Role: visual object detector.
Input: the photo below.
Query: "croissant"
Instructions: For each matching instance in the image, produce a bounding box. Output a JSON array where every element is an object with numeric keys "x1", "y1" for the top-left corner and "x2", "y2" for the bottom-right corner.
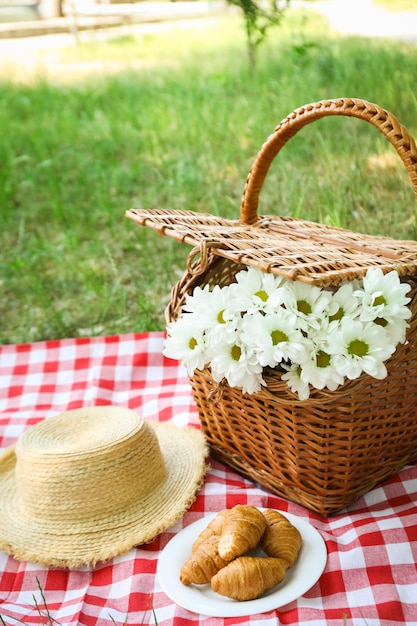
[
  {"x1": 218, "y1": 504, "x2": 267, "y2": 561},
  {"x1": 261, "y1": 509, "x2": 302, "y2": 568},
  {"x1": 211, "y1": 556, "x2": 287, "y2": 601},
  {"x1": 192, "y1": 509, "x2": 228, "y2": 552},
  {"x1": 179, "y1": 535, "x2": 230, "y2": 585}
]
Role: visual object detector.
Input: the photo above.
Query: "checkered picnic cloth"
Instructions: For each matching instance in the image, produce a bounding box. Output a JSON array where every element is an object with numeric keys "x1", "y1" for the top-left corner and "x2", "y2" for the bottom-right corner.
[{"x1": 0, "y1": 332, "x2": 416, "y2": 626}]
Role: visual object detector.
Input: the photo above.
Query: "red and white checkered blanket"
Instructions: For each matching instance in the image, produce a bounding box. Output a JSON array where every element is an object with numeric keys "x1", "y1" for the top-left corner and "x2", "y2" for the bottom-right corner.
[{"x1": 0, "y1": 332, "x2": 416, "y2": 625}]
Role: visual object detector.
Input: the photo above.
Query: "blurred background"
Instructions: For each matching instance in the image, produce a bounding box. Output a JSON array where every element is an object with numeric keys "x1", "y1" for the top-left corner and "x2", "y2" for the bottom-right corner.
[{"x1": 1, "y1": 0, "x2": 416, "y2": 345}]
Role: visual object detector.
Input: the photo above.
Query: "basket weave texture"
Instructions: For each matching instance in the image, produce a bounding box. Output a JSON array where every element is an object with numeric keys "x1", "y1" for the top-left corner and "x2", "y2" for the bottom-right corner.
[{"x1": 127, "y1": 98, "x2": 417, "y2": 516}]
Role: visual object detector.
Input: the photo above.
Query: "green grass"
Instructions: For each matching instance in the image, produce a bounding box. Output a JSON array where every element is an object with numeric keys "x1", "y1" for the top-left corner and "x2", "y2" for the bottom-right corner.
[{"x1": 1, "y1": 8, "x2": 417, "y2": 344}]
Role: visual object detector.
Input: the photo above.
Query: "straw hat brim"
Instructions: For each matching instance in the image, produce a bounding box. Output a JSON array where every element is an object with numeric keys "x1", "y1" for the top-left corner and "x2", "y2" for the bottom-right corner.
[{"x1": 0, "y1": 422, "x2": 209, "y2": 568}]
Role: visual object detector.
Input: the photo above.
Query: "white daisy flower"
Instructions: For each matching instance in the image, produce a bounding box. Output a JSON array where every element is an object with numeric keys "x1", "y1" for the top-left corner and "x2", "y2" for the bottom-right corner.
[
  {"x1": 282, "y1": 281, "x2": 338, "y2": 332},
  {"x1": 354, "y1": 268, "x2": 412, "y2": 324},
  {"x1": 205, "y1": 315, "x2": 243, "y2": 347},
  {"x1": 163, "y1": 314, "x2": 208, "y2": 375},
  {"x1": 299, "y1": 340, "x2": 344, "y2": 391},
  {"x1": 328, "y1": 282, "x2": 362, "y2": 323},
  {"x1": 184, "y1": 284, "x2": 238, "y2": 329},
  {"x1": 182, "y1": 284, "x2": 212, "y2": 314},
  {"x1": 228, "y1": 266, "x2": 284, "y2": 314},
  {"x1": 209, "y1": 331, "x2": 265, "y2": 395},
  {"x1": 379, "y1": 317, "x2": 409, "y2": 345},
  {"x1": 329, "y1": 318, "x2": 396, "y2": 380},
  {"x1": 281, "y1": 364, "x2": 311, "y2": 401},
  {"x1": 240, "y1": 310, "x2": 305, "y2": 368}
]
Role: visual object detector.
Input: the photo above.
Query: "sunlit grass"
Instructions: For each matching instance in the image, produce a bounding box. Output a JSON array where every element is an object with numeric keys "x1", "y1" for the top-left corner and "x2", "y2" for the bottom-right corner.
[{"x1": 1, "y1": 8, "x2": 417, "y2": 344}]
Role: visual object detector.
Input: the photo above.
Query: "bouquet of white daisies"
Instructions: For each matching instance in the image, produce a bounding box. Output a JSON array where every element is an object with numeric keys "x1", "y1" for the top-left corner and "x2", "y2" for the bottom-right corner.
[{"x1": 163, "y1": 266, "x2": 412, "y2": 400}]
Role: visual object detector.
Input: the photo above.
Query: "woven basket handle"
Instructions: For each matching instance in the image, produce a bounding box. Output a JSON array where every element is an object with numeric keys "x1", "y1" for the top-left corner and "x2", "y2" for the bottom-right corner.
[{"x1": 240, "y1": 98, "x2": 417, "y2": 225}]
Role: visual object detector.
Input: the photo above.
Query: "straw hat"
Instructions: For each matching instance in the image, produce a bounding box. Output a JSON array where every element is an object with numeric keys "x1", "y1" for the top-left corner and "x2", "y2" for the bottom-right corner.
[{"x1": 0, "y1": 406, "x2": 209, "y2": 568}]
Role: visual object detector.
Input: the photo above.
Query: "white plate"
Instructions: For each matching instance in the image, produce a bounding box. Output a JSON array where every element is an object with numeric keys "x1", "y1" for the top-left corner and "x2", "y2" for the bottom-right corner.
[{"x1": 157, "y1": 509, "x2": 327, "y2": 617}]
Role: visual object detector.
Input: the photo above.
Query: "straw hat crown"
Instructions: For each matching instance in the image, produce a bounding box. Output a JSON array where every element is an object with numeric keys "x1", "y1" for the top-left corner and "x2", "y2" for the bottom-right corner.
[
  {"x1": 0, "y1": 406, "x2": 209, "y2": 567},
  {"x1": 15, "y1": 409, "x2": 165, "y2": 526}
]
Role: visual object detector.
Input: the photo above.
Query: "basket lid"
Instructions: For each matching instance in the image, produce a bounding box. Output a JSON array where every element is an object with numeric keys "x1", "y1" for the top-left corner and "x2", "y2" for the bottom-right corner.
[{"x1": 125, "y1": 208, "x2": 417, "y2": 287}]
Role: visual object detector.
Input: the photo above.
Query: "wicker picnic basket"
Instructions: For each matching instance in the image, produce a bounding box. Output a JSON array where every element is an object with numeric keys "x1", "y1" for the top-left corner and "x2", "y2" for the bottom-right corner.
[{"x1": 126, "y1": 98, "x2": 417, "y2": 516}]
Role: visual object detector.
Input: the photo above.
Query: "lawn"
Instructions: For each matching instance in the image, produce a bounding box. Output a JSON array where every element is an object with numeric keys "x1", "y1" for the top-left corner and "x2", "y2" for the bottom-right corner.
[{"x1": 1, "y1": 5, "x2": 417, "y2": 344}]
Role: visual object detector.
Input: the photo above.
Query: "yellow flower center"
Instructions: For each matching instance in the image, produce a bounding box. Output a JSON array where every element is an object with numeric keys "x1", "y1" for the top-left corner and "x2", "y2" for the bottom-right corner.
[
  {"x1": 271, "y1": 329, "x2": 288, "y2": 345},
  {"x1": 348, "y1": 339, "x2": 369, "y2": 357},
  {"x1": 329, "y1": 307, "x2": 344, "y2": 322},
  {"x1": 373, "y1": 295, "x2": 386, "y2": 306},
  {"x1": 297, "y1": 299, "x2": 312, "y2": 315},
  {"x1": 316, "y1": 350, "x2": 331, "y2": 368},
  {"x1": 217, "y1": 310, "x2": 226, "y2": 324},
  {"x1": 254, "y1": 290, "x2": 268, "y2": 302},
  {"x1": 231, "y1": 345, "x2": 242, "y2": 361},
  {"x1": 188, "y1": 337, "x2": 198, "y2": 350}
]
